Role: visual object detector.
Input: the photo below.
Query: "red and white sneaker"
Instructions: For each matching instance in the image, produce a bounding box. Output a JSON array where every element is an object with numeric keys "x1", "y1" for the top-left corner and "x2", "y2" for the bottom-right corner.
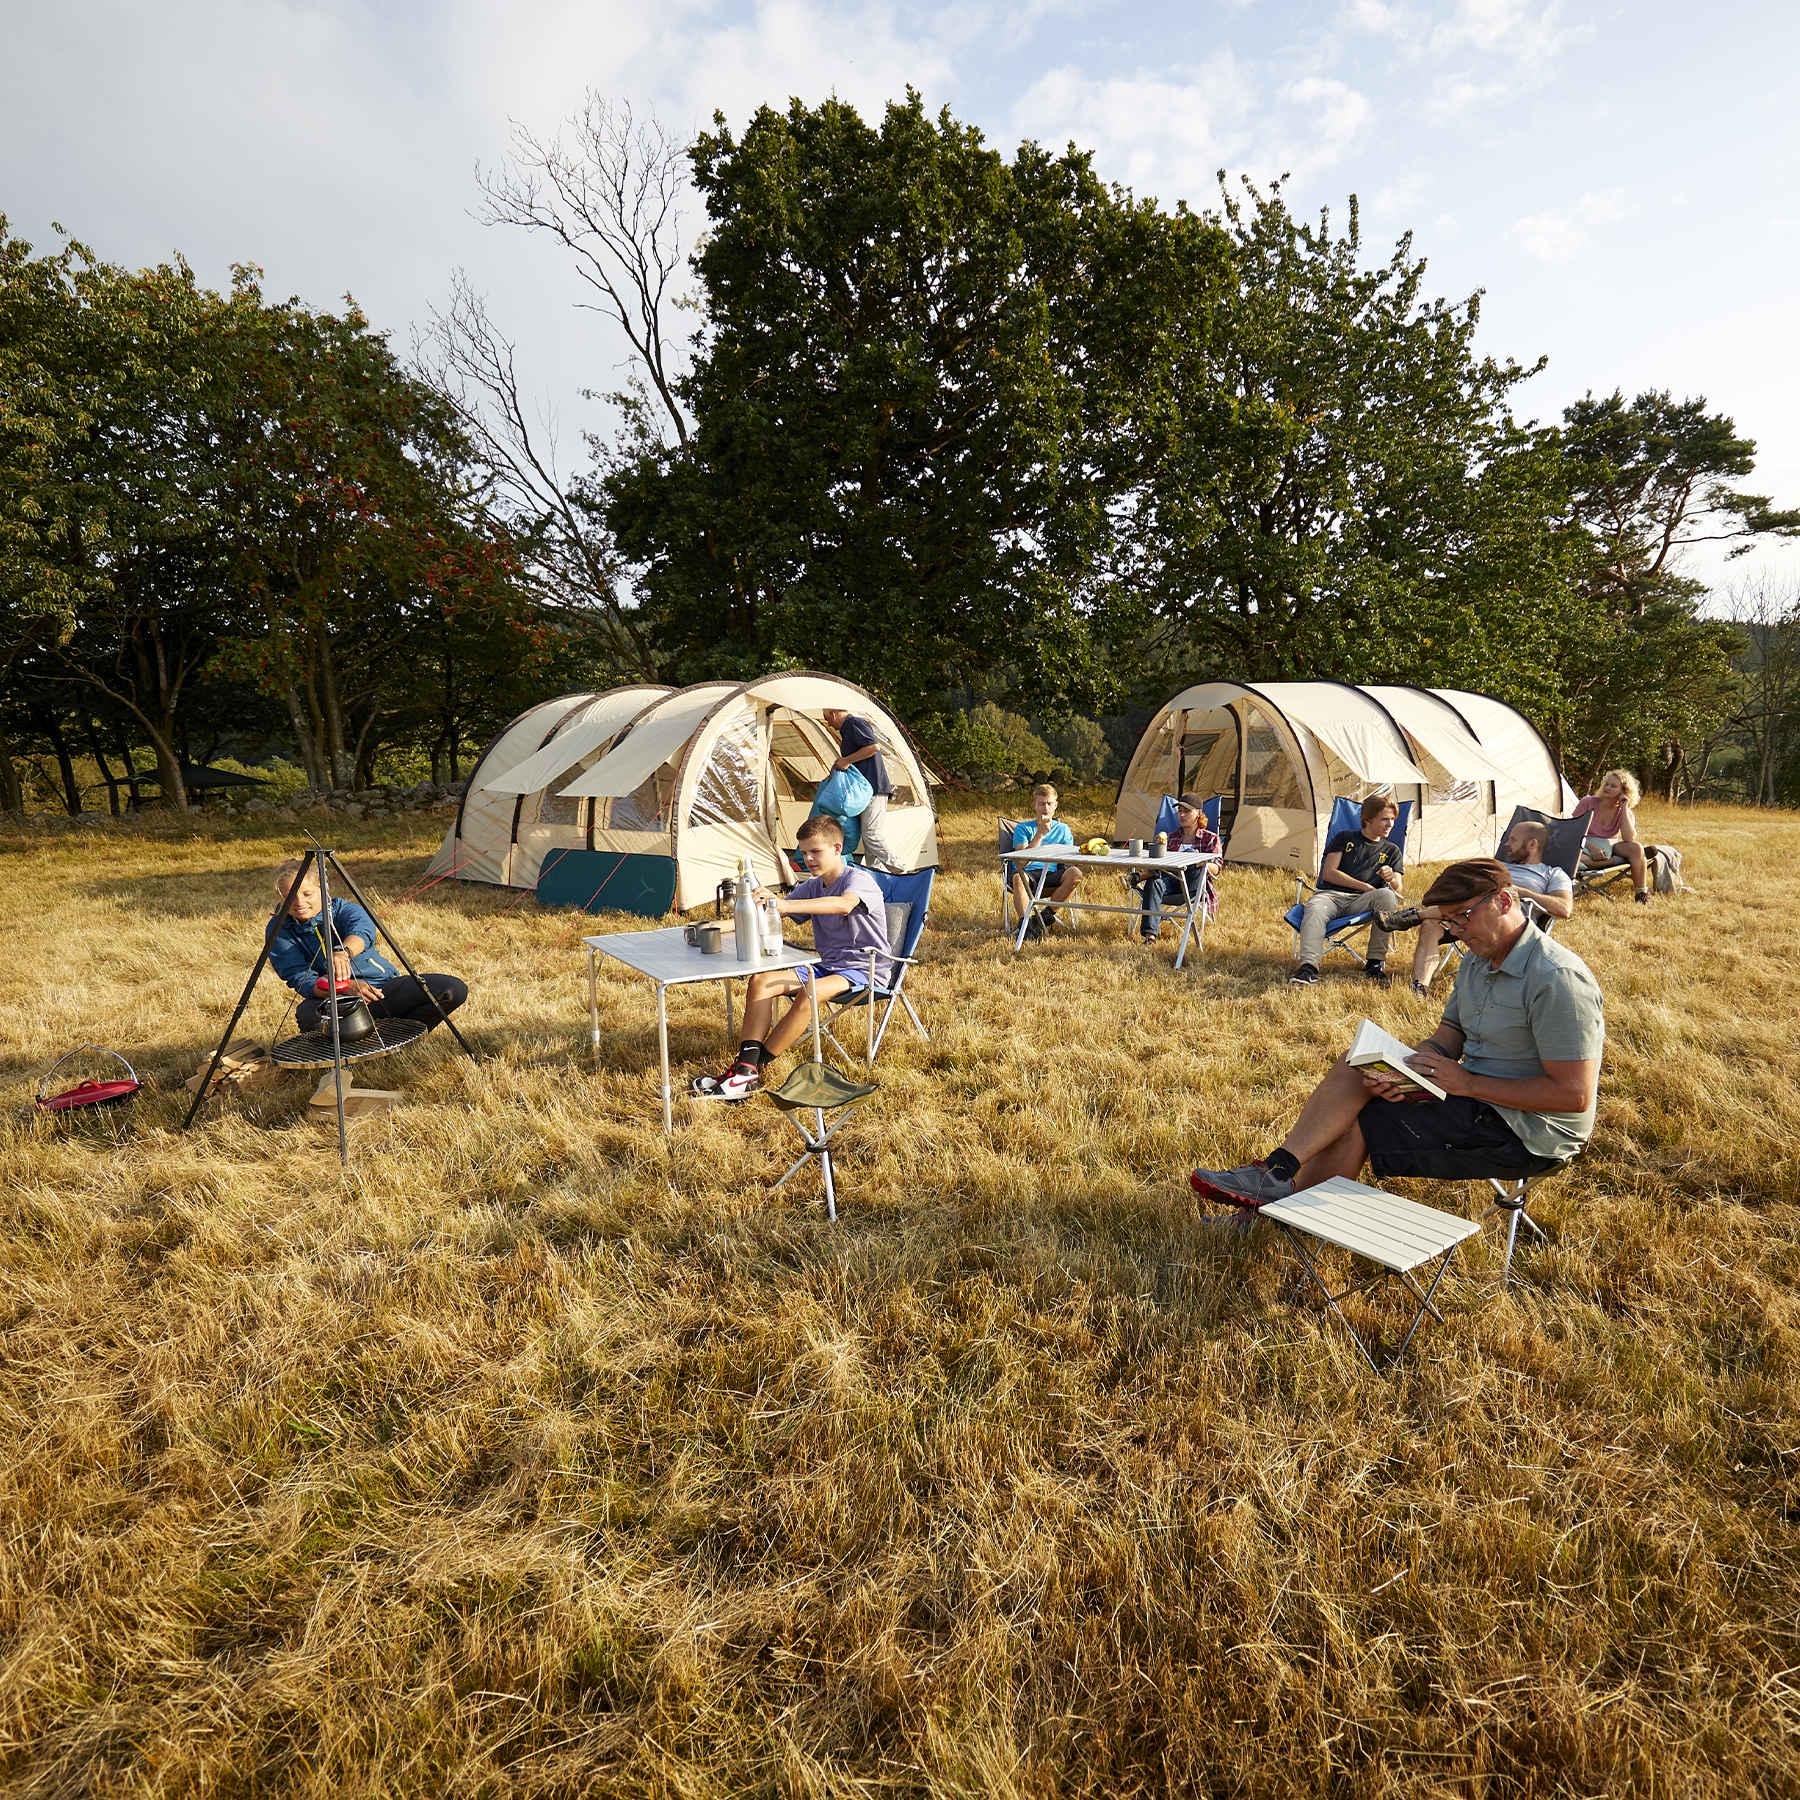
[{"x1": 689, "y1": 1060, "x2": 762, "y2": 1102}]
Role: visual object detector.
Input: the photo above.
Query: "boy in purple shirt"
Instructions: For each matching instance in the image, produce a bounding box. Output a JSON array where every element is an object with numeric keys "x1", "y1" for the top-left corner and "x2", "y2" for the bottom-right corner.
[{"x1": 689, "y1": 814, "x2": 893, "y2": 1103}]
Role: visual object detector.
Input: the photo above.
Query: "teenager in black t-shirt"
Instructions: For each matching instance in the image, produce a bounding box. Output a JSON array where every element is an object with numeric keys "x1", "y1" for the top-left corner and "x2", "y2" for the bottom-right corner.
[{"x1": 1292, "y1": 793, "x2": 1405, "y2": 986}]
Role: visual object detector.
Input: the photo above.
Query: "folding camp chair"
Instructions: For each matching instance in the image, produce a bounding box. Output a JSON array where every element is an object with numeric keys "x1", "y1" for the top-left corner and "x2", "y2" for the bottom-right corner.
[
  {"x1": 1283, "y1": 796, "x2": 1413, "y2": 969},
  {"x1": 824, "y1": 866, "x2": 933, "y2": 1065},
  {"x1": 1122, "y1": 794, "x2": 1224, "y2": 938},
  {"x1": 767, "y1": 1060, "x2": 877, "y2": 1222}
]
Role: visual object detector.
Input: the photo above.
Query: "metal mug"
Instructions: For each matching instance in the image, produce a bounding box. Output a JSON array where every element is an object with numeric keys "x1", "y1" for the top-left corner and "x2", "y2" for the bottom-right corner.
[
  {"x1": 1129, "y1": 838, "x2": 1146, "y2": 858},
  {"x1": 698, "y1": 924, "x2": 723, "y2": 955}
]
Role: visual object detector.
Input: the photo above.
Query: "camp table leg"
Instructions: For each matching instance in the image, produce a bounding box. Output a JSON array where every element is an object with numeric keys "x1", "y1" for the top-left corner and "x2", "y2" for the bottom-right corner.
[
  {"x1": 723, "y1": 977, "x2": 735, "y2": 1043},
  {"x1": 1012, "y1": 864, "x2": 1052, "y2": 953},
  {"x1": 1172, "y1": 866, "x2": 1199, "y2": 970},
  {"x1": 656, "y1": 982, "x2": 673, "y2": 1135},
  {"x1": 588, "y1": 946, "x2": 601, "y2": 1068}
]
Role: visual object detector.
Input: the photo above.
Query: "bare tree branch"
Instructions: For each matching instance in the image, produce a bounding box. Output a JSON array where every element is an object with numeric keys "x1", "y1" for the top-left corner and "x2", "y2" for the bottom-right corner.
[
  {"x1": 416, "y1": 272, "x2": 655, "y2": 674},
  {"x1": 477, "y1": 95, "x2": 692, "y2": 449}
]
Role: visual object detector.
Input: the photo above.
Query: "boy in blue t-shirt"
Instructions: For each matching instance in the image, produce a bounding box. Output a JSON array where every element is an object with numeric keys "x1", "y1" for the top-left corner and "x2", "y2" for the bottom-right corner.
[
  {"x1": 1009, "y1": 782, "x2": 1082, "y2": 940},
  {"x1": 689, "y1": 814, "x2": 892, "y2": 1103}
]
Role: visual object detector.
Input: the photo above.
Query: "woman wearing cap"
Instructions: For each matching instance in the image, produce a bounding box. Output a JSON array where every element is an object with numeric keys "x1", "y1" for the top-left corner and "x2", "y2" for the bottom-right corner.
[
  {"x1": 1132, "y1": 794, "x2": 1223, "y2": 941},
  {"x1": 1190, "y1": 858, "x2": 1604, "y2": 1207}
]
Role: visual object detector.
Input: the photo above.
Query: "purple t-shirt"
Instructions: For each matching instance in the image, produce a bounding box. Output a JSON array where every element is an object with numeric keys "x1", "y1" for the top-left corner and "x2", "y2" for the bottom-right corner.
[{"x1": 791, "y1": 864, "x2": 893, "y2": 986}]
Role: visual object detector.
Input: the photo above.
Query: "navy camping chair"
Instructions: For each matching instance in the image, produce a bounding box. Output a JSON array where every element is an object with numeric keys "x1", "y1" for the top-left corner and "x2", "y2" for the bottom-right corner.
[
  {"x1": 1283, "y1": 796, "x2": 1412, "y2": 969},
  {"x1": 824, "y1": 866, "x2": 934, "y2": 1066},
  {"x1": 1426, "y1": 805, "x2": 1582, "y2": 989}
]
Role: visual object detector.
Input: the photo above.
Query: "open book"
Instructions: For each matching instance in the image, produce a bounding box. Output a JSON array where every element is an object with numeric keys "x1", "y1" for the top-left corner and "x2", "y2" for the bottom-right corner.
[{"x1": 1346, "y1": 1018, "x2": 1447, "y2": 1101}]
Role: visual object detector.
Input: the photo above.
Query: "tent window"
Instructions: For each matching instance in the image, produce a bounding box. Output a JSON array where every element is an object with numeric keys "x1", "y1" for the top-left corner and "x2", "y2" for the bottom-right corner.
[
  {"x1": 1241, "y1": 716, "x2": 1301, "y2": 809},
  {"x1": 534, "y1": 792, "x2": 583, "y2": 829},
  {"x1": 607, "y1": 771, "x2": 672, "y2": 834},
  {"x1": 687, "y1": 710, "x2": 763, "y2": 829}
]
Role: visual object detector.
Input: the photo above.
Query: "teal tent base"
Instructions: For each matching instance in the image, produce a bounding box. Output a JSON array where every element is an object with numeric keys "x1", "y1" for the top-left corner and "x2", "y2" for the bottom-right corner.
[{"x1": 535, "y1": 850, "x2": 679, "y2": 918}]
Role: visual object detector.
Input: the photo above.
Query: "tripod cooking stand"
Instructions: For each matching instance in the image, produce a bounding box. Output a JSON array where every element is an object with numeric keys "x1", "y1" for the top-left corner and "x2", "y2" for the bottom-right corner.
[{"x1": 182, "y1": 845, "x2": 477, "y2": 1165}]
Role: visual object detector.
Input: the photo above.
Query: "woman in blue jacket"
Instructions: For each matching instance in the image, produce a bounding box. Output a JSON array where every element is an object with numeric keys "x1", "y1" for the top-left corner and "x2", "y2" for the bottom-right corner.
[{"x1": 268, "y1": 860, "x2": 467, "y2": 1034}]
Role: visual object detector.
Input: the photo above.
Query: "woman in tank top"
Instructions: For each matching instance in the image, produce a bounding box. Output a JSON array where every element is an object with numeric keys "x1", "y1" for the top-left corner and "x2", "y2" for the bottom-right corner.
[{"x1": 1571, "y1": 768, "x2": 1650, "y2": 903}]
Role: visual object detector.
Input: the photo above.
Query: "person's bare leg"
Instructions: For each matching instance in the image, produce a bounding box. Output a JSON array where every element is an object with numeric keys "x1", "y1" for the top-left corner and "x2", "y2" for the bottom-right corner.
[
  {"x1": 1293, "y1": 1121, "x2": 1368, "y2": 1188},
  {"x1": 1010, "y1": 871, "x2": 1034, "y2": 922},
  {"x1": 763, "y1": 973, "x2": 852, "y2": 1057},
  {"x1": 1275, "y1": 1057, "x2": 1376, "y2": 1166},
  {"x1": 1622, "y1": 840, "x2": 1649, "y2": 894},
  {"x1": 740, "y1": 970, "x2": 801, "y2": 1043},
  {"x1": 1411, "y1": 920, "x2": 1446, "y2": 988}
]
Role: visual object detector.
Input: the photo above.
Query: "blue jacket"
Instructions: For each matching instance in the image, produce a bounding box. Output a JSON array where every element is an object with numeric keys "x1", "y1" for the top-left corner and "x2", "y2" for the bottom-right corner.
[{"x1": 267, "y1": 897, "x2": 398, "y2": 996}]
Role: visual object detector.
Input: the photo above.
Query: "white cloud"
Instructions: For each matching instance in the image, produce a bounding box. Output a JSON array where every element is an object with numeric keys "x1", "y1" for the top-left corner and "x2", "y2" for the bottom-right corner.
[
  {"x1": 1011, "y1": 56, "x2": 1371, "y2": 205},
  {"x1": 1011, "y1": 54, "x2": 1257, "y2": 200},
  {"x1": 1510, "y1": 188, "x2": 1634, "y2": 262},
  {"x1": 1341, "y1": 0, "x2": 1408, "y2": 34}
]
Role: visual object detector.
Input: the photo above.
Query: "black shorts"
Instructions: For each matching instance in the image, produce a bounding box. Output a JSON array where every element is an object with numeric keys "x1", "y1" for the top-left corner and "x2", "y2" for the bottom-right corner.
[{"x1": 1359, "y1": 1095, "x2": 1566, "y2": 1181}]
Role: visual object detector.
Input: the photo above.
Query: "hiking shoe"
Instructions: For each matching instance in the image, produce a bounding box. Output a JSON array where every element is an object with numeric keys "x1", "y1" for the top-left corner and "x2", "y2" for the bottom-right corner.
[
  {"x1": 1289, "y1": 964, "x2": 1320, "y2": 986},
  {"x1": 1021, "y1": 916, "x2": 1045, "y2": 942},
  {"x1": 1634, "y1": 889, "x2": 1650, "y2": 905},
  {"x1": 1384, "y1": 905, "x2": 1425, "y2": 932},
  {"x1": 1365, "y1": 961, "x2": 1390, "y2": 986},
  {"x1": 1190, "y1": 1163, "x2": 1296, "y2": 1209},
  {"x1": 1410, "y1": 979, "x2": 1431, "y2": 998},
  {"x1": 689, "y1": 1060, "x2": 762, "y2": 1102}
]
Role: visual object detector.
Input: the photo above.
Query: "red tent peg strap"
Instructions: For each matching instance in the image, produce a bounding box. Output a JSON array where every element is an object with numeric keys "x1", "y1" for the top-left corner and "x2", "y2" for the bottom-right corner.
[{"x1": 35, "y1": 1045, "x2": 142, "y2": 1112}]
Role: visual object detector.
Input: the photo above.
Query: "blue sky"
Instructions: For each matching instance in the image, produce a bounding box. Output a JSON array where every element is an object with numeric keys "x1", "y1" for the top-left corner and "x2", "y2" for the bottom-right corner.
[{"x1": 6, "y1": 0, "x2": 1796, "y2": 599}]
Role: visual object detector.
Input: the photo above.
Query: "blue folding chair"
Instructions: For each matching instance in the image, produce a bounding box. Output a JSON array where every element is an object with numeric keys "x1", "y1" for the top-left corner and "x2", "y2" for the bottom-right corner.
[
  {"x1": 1283, "y1": 796, "x2": 1412, "y2": 969},
  {"x1": 824, "y1": 866, "x2": 934, "y2": 1066}
]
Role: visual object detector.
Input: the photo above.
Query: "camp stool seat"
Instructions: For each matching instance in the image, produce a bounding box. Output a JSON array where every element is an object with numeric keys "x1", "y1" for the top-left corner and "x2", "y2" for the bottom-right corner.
[
  {"x1": 767, "y1": 1060, "x2": 877, "y2": 1222},
  {"x1": 1256, "y1": 1176, "x2": 1479, "y2": 1376},
  {"x1": 823, "y1": 867, "x2": 934, "y2": 1066},
  {"x1": 1284, "y1": 796, "x2": 1413, "y2": 969}
]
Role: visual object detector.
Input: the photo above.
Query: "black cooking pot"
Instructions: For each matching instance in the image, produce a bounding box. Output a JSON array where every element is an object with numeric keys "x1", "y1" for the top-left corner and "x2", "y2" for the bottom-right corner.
[{"x1": 316, "y1": 994, "x2": 377, "y2": 1043}]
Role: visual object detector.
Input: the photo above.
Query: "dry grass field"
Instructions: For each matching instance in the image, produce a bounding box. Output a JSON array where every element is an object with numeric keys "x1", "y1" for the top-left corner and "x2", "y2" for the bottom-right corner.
[{"x1": 2, "y1": 793, "x2": 1797, "y2": 1797}]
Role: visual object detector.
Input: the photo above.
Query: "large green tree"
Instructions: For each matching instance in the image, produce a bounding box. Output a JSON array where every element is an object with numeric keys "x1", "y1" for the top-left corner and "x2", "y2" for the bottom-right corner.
[
  {"x1": 1546, "y1": 390, "x2": 1798, "y2": 788},
  {"x1": 604, "y1": 93, "x2": 1223, "y2": 714},
  {"x1": 1118, "y1": 179, "x2": 1575, "y2": 695}
]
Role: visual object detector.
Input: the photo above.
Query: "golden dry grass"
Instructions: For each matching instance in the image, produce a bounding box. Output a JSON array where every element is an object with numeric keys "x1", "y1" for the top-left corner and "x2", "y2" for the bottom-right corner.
[{"x1": 1, "y1": 794, "x2": 1797, "y2": 1797}]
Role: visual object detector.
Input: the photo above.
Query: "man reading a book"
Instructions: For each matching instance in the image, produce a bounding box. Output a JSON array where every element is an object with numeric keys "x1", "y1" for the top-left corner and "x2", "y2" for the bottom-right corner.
[{"x1": 1192, "y1": 858, "x2": 1604, "y2": 1206}]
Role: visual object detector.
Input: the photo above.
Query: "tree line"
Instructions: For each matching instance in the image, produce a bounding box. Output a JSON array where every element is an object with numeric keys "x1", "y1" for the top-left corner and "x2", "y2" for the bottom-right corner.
[{"x1": 4, "y1": 91, "x2": 1798, "y2": 814}]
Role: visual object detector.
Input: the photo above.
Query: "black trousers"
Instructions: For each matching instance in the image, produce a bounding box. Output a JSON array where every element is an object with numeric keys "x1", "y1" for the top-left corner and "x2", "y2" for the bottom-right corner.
[{"x1": 296, "y1": 974, "x2": 467, "y2": 1034}]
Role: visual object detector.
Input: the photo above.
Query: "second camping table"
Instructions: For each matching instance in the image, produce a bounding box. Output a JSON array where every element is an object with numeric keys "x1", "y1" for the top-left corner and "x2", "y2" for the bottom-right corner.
[{"x1": 1001, "y1": 845, "x2": 1220, "y2": 969}]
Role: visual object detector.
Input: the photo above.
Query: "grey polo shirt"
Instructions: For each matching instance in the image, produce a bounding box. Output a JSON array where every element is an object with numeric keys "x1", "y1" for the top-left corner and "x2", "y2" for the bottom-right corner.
[{"x1": 1442, "y1": 920, "x2": 1605, "y2": 1159}]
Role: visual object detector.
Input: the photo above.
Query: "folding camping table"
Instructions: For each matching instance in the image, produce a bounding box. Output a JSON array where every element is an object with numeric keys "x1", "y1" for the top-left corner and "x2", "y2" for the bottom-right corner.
[
  {"x1": 1256, "y1": 1176, "x2": 1480, "y2": 1376},
  {"x1": 583, "y1": 926, "x2": 823, "y2": 1134},
  {"x1": 1001, "y1": 845, "x2": 1219, "y2": 969}
]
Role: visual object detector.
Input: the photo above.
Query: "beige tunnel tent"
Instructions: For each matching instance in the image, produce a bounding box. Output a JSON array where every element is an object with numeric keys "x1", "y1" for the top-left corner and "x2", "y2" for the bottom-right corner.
[
  {"x1": 427, "y1": 673, "x2": 940, "y2": 911},
  {"x1": 1115, "y1": 681, "x2": 1573, "y2": 874}
]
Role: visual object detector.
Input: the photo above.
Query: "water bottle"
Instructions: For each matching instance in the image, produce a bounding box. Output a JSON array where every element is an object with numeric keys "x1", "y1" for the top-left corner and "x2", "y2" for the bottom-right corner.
[
  {"x1": 733, "y1": 857, "x2": 759, "y2": 966},
  {"x1": 761, "y1": 892, "x2": 784, "y2": 959}
]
